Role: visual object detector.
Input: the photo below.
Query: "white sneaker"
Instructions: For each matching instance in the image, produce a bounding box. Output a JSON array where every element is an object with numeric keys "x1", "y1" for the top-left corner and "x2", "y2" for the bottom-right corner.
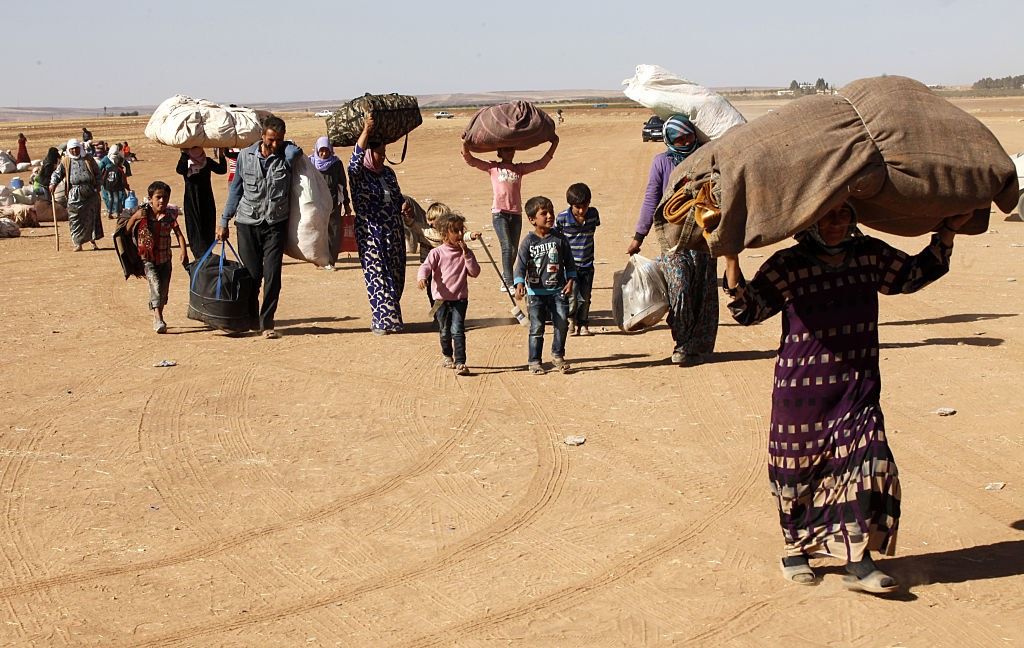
[{"x1": 323, "y1": 265, "x2": 336, "y2": 272}]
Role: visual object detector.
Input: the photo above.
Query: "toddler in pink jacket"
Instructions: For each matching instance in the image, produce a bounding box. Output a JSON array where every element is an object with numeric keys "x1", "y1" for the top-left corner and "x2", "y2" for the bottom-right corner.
[{"x1": 417, "y1": 212, "x2": 481, "y2": 375}]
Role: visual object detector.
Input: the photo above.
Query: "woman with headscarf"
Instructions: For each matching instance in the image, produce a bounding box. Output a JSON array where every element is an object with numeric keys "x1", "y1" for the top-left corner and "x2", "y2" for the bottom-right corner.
[
  {"x1": 97, "y1": 149, "x2": 130, "y2": 219},
  {"x1": 49, "y1": 139, "x2": 102, "y2": 251},
  {"x1": 348, "y1": 112, "x2": 406, "y2": 334},
  {"x1": 15, "y1": 133, "x2": 30, "y2": 164},
  {"x1": 627, "y1": 115, "x2": 718, "y2": 365},
  {"x1": 722, "y1": 205, "x2": 970, "y2": 593},
  {"x1": 175, "y1": 146, "x2": 227, "y2": 257},
  {"x1": 310, "y1": 136, "x2": 352, "y2": 271},
  {"x1": 35, "y1": 147, "x2": 60, "y2": 195}
]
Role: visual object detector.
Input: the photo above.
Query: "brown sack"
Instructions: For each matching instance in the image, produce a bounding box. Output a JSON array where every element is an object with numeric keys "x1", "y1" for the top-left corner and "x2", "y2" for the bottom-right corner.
[
  {"x1": 33, "y1": 199, "x2": 69, "y2": 223},
  {"x1": 656, "y1": 76, "x2": 1019, "y2": 256},
  {"x1": 462, "y1": 101, "x2": 556, "y2": 153}
]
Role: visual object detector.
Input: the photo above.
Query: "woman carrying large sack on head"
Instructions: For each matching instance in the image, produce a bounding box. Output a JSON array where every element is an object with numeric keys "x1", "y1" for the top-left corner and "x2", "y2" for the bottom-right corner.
[
  {"x1": 176, "y1": 146, "x2": 227, "y2": 258},
  {"x1": 627, "y1": 115, "x2": 718, "y2": 366},
  {"x1": 462, "y1": 135, "x2": 558, "y2": 293},
  {"x1": 349, "y1": 112, "x2": 407, "y2": 334},
  {"x1": 50, "y1": 139, "x2": 103, "y2": 251}
]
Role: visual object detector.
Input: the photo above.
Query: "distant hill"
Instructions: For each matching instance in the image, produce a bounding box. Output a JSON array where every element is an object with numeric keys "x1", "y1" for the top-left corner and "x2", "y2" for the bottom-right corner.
[{"x1": 0, "y1": 89, "x2": 628, "y2": 122}]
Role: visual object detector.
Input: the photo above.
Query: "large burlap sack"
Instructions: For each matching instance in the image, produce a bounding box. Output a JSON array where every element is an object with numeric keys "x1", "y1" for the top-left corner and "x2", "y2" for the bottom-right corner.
[
  {"x1": 612, "y1": 255, "x2": 669, "y2": 332},
  {"x1": 656, "y1": 75, "x2": 1020, "y2": 256},
  {"x1": 145, "y1": 95, "x2": 263, "y2": 149},
  {"x1": 0, "y1": 204, "x2": 38, "y2": 227},
  {"x1": 623, "y1": 65, "x2": 747, "y2": 140},
  {"x1": 326, "y1": 94, "x2": 422, "y2": 147},
  {"x1": 462, "y1": 101, "x2": 557, "y2": 153},
  {"x1": 284, "y1": 155, "x2": 333, "y2": 266},
  {"x1": 34, "y1": 199, "x2": 69, "y2": 222}
]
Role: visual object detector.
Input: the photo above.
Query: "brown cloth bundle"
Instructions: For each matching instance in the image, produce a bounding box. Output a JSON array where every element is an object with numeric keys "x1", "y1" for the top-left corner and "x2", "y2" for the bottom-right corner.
[
  {"x1": 462, "y1": 101, "x2": 557, "y2": 153},
  {"x1": 655, "y1": 76, "x2": 1019, "y2": 256}
]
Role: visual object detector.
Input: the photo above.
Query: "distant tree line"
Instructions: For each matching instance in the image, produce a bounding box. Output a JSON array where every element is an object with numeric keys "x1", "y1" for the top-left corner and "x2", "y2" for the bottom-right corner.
[
  {"x1": 119, "y1": 110, "x2": 140, "y2": 117},
  {"x1": 972, "y1": 75, "x2": 1024, "y2": 90},
  {"x1": 787, "y1": 78, "x2": 833, "y2": 95}
]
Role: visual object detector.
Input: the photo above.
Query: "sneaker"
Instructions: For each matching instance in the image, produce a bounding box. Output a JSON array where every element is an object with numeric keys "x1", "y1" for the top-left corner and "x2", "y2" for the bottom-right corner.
[
  {"x1": 153, "y1": 320, "x2": 167, "y2": 334},
  {"x1": 579, "y1": 326, "x2": 593, "y2": 337},
  {"x1": 552, "y1": 356, "x2": 572, "y2": 374},
  {"x1": 262, "y1": 329, "x2": 281, "y2": 339},
  {"x1": 322, "y1": 264, "x2": 336, "y2": 272},
  {"x1": 454, "y1": 364, "x2": 469, "y2": 375},
  {"x1": 441, "y1": 356, "x2": 455, "y2": 368},
  {"x1": 671, "y1": 351, "x2": 685, "y2": 365},
  {"x1": 528, "y1": 363, "x2": 545, "y2": 375}
]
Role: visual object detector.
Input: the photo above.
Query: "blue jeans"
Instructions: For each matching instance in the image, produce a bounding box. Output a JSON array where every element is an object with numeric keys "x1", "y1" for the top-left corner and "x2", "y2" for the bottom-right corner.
[
  {"x1": 491, "y1": 211, "x2": 522, "y2": 286},
  {"x1": 527, "y1": 292, "x2": 569, "y2": 364},
  {"x1": 571, "y1": 265, "x2": 595, "y2": 325},
  {"x1": 436, "y1": 299, "x2": 468, "y2": 364}
]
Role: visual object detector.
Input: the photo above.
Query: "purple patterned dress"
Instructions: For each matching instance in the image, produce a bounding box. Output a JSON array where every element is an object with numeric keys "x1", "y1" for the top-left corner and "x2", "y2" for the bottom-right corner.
[
  {"x1": 728, "y1": 234, "x2": 952, "y2": 561},
  {"x1": 349, "y1": 146, "x2": 406, "y2": 332}
]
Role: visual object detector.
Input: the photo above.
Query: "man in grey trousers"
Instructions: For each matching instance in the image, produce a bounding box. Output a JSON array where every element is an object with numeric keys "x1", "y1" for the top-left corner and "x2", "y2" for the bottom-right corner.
[{"x1": 217, "y1": 115, "x2": 302, "y2": 339}]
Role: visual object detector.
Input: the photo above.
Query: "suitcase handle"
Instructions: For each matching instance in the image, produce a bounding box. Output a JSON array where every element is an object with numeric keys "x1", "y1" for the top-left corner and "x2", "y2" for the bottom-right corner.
[{"x1": 191, "y1": 239, "x2": 243, "y2": 300}]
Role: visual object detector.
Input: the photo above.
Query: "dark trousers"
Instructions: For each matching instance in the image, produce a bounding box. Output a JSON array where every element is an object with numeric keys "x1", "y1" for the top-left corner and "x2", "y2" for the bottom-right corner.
[
  {"x1": 326, "y1": 205, "x2": 341, "y2": 265},
  {"x1": 236, "y1": 219, "x2": 287, "y2": 332},
  {"x1": 490, "y1": 211, "x2": 522, "y2": 286},
  {"x1": 571, "y1": 265, "x2": 595, "y2": 325},
  {"x1": 186, "y1": 209, "x2": 216, "y2": 259},
  {"x1": 436, "y1": 299, "x2": 468, "y2": 364},
  {"x1": 527, "y1": 292, "x2": 569, "y2": 364}
]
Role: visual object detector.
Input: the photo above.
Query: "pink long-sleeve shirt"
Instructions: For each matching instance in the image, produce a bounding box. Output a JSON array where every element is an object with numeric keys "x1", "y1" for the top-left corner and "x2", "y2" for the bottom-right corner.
[
  {"x1": 417, "y1": 242, "x2": 482, "y2": 301},
  {"x1": 463, "y1": 153, "x2": 552, "y2": 214}
]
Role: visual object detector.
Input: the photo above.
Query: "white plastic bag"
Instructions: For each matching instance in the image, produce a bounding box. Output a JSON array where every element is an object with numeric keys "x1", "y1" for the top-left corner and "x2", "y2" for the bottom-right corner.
[
  {"x1": 144, "y1": 95, "x2": 263, "y2": 148},
  {"x1": 623, "y1": 64, "x2": 747, "y2": 140},
  {"x1": 284, "y1": 155, "x2": 332, "y2": 266},
  {"x1": 612, "y1": 255, "x2": 669, "y2": 332}
]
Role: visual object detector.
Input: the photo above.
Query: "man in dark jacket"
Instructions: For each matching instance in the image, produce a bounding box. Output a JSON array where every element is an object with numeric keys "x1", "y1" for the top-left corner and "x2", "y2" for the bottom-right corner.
[{"x1": 217, "y1": 116, "x2": 302, "y2": 339}]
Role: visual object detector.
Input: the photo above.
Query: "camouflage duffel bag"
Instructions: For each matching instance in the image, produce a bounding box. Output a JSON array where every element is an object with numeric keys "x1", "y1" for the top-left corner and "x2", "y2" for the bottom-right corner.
[{"x1": 325, "y1": 93, "x2": 423, "y2": 149}]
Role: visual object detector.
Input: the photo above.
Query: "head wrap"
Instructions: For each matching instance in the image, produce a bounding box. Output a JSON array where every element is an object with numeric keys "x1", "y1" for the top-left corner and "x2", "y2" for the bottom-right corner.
[
  {"x1": 186, "y1": 146, "x2": 207, "y2": 177},
  {"x1": 663, "y1": 115, "x2": 698, "y2": 165},
  {"x1": 310, "y1": 136, "x2": 338, "y2": 172},
  {"x1": 109, "y1": 152, "x2": 123, "y2": 166},
  {"x1": 66, "y1": 139, "x2": 82, "y2": 158},
  {"x1": 796, "y1": 203, "x2": 863, "y2": 256},
  {"x1": 362, "y1": 143, "x2": 385, "y2": 173},
  {"x1": 43, "y1": 147, "x2": 60, "y2": 166}
]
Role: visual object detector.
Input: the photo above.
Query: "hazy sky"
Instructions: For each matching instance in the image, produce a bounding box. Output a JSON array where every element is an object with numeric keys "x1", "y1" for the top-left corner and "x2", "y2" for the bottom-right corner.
[{"x1": 7, "y1": 0, "x2": 1022, "y2": 107}]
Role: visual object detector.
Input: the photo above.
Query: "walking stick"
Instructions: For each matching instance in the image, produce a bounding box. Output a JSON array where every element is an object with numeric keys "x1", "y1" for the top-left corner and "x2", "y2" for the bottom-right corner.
[
  {"x1": 51, "y1": 192, "x2": 59, "y2": 252},
  {"x1": 478, "y1": 236, "x2": 528, "y2": 327}
]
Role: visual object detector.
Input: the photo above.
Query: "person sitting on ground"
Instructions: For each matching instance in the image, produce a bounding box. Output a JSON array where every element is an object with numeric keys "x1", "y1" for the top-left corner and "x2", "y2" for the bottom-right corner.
[
  {"x1": 125, "y1": 181, "x2": 188, "y2": 334},
  {"x1": 722, "y1": 203, "x2": 971, "y2": 594}
]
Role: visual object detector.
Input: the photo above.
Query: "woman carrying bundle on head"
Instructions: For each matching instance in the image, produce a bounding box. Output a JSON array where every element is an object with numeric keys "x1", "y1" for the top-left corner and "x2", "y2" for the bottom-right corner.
[
  {"x1": 722, "y1": 203, "x2": 971, "y2": 594},
  {"x1": 349, "y1": 112, "x2": 407, "y2": 335},
  {"x1": 176, "y1": 146, "x2": 226, "y2": 257},
  {"x1": 627, "y1": 115, "x2": 718, "y2": 366}
]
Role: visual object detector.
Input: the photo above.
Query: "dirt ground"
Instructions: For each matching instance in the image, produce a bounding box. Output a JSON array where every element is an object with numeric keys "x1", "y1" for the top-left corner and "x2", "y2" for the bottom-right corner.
[{"x1": 1, "y1": 97, "x2": 1023, "y2": 647}]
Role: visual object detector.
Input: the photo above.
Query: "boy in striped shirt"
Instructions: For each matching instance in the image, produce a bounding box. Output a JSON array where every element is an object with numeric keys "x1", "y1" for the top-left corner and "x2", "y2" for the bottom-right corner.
[{"x1": 555, "y1": 183, "x2": 601, "y2": 336}]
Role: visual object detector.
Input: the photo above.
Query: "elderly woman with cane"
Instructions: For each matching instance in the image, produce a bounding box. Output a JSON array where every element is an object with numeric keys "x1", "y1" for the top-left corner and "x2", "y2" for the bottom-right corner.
[{"x1": 50, "y1": 139, "x2": 102, "y2": 251}]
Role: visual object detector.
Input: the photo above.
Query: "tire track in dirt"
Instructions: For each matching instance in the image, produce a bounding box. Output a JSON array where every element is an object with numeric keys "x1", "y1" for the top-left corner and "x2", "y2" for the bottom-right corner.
[
  {"x1": 0, "y1": 332, "x2": 503, "y2": 601},
  {"x1": 123, "y1": 328, "x2": 576, "y2": 646},
  {"x1": 397, "y1": 355, "x2": 769, "y2": 647},
  {"x1": 0, "y1": 343, "x2": 156, "y2": 640}
]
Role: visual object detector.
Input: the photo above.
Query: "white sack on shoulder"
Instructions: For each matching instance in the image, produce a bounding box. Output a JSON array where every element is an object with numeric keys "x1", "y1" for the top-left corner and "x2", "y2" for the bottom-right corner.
[
  {"x1": 285, "y1": 155, "x2": 332, "y2": 267},
  {"x1": 613, "y1": 255, "x2": 670, "y2": 332},
  {"x1": 623, "y1": 64, "x2": 747, "y2": 140},
  {"x1": 145, "y1": 95, "x2": 263, "y2": 149}
]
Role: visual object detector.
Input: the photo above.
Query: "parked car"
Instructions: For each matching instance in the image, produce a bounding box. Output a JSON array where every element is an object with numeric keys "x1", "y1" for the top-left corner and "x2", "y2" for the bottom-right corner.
[
  {"x1": 434, "y1": 111, "x2": 455, "y2": 119},
  {"x1": 313, "y1": 110, "x2": 333, "y2": 117},
  {"x1": 641, "y1": 115, "x2": 664, "y2": 142}
]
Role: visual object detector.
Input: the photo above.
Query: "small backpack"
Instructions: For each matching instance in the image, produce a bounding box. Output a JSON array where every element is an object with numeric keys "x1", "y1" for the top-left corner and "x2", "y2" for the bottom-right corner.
[{"x1": 103, "y1": 165, "x2": 125, "y2": 192}]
